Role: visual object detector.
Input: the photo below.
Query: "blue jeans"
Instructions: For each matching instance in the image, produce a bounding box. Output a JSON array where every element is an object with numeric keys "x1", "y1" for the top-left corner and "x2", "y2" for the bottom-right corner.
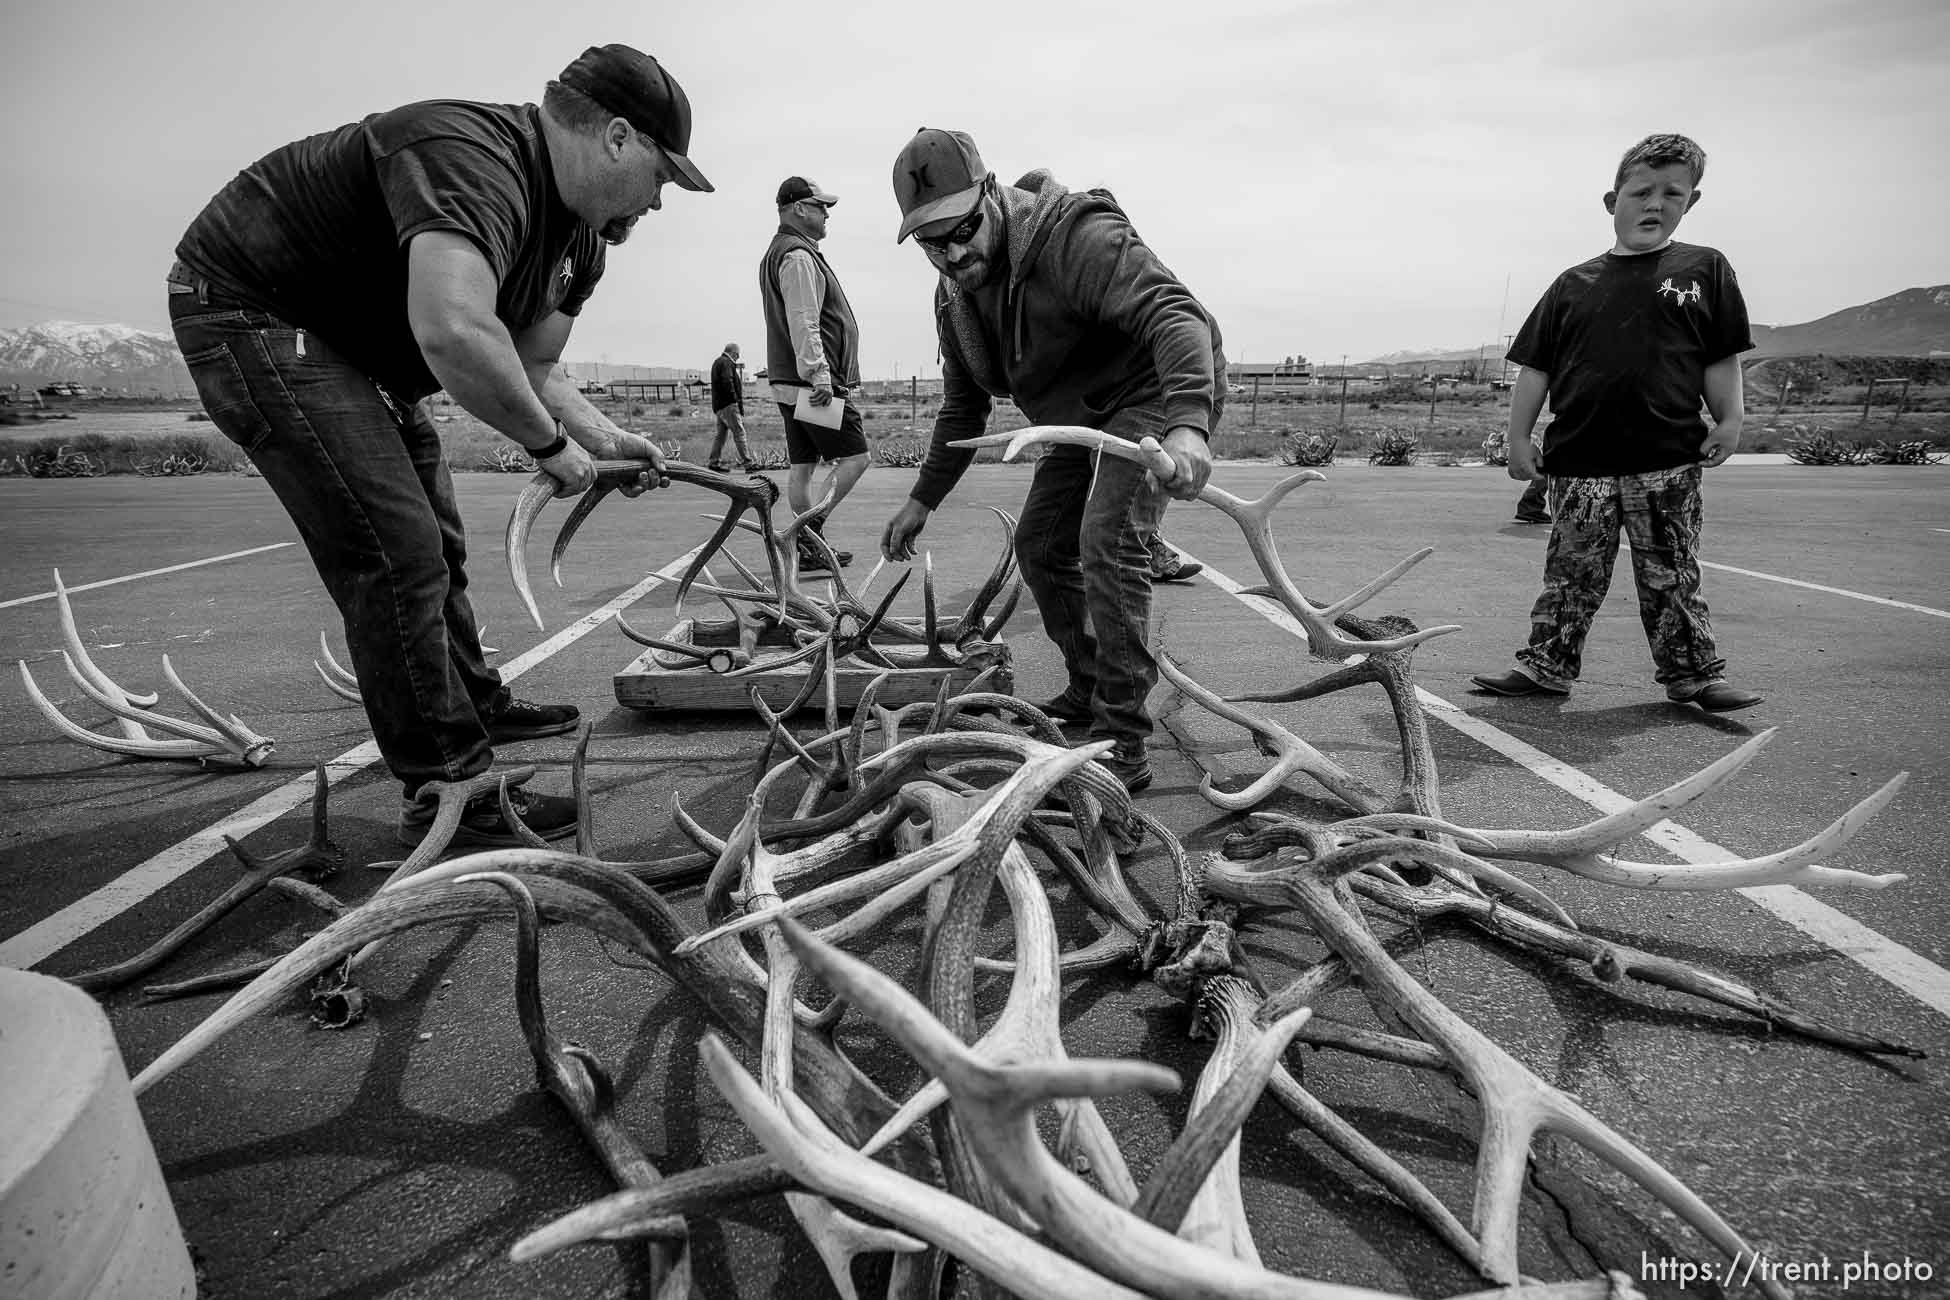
[
  {"x1": 1013, "y1": 405, "x2": 1171, "y2": 757},
  {"x1": 169, "y1": 278, "x2": 506, "y2": 795}
]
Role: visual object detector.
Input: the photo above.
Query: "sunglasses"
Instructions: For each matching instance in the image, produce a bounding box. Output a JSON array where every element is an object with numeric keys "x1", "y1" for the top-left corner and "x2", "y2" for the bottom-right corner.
[{"x1": 914, "y1": 202, "x2": 986, "y2": 253}]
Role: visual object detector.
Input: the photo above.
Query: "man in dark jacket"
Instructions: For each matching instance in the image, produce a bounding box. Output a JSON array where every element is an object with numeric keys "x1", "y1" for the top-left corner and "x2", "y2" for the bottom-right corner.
[
  {"x1": 169, "y1": 44, "x2": 709, "y2": 844},
  {"x1": 881, "y1": 128, "x2": 1225, "y2": 792},
  {"x1": 706, "y1": 341, "x2": 755, "y2": 471}
]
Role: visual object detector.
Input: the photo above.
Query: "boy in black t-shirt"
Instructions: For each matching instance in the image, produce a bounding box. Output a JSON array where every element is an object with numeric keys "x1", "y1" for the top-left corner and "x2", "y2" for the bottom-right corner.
[{"x1": 1471, "y1": 133, "x2": 1762, "y2": 713}]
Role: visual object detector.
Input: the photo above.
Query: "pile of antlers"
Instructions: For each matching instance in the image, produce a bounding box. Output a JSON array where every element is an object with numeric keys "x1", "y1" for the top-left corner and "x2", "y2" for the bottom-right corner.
[{"x1": 113, "y1": 435, "x2": 1917, "y2": 1298}]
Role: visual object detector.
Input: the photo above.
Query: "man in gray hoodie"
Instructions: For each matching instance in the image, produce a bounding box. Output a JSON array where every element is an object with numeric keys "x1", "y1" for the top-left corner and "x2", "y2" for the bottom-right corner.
[{"x1": 881, "y1": 128, "x2": 1225, "y2": 792}]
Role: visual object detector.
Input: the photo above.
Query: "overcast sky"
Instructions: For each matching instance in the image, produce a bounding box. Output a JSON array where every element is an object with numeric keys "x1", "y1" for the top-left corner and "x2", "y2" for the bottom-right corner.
[{"x1": 5, "y1": 0, "x2": 1945, "y2": 374}]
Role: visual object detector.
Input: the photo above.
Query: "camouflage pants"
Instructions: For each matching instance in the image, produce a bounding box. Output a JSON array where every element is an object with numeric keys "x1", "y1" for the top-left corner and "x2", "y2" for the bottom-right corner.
[{"x1": 1515, "y1": 465, "x2": 1725, "y2": 692}]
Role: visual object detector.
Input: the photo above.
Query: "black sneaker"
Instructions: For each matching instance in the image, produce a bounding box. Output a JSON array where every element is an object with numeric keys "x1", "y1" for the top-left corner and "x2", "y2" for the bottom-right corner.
[
  {"x1": 798, "y1": 545, "x2": 836, "y2": 575},
  {"x1": 485, "y1": 697, "x2": 580, "y2": 743},
  {"x1": 396, "y1": 785, "x2": 579, "y2": 847},
  {"x1": 1149, "y1": 550, "x2": 1204, "y2": 583},
  {"x1": 1102, "y1": 751, "x2": 1153, "y2": 794},
  {"x1": 806, "y1": 516, "x2": 854, "y2": 567}
]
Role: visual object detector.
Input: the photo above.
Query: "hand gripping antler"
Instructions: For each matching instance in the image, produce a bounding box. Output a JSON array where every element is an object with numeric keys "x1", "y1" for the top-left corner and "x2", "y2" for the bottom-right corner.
[
  {"x1": 505, "y1": 460, "x2": 785, "y2": 630},
  {"x1": 948, "y1": 425, "x2": 1461, "y2": 659}
]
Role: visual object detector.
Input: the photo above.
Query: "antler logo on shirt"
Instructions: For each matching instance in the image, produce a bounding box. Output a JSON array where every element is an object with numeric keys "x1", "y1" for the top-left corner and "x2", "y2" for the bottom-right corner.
[
  {"x1": 1657, "y1": 278, "x2": 1702, "y2": 307},
  {"x1": 559, "y1": 258, "x2": 573, "y2": 285}
]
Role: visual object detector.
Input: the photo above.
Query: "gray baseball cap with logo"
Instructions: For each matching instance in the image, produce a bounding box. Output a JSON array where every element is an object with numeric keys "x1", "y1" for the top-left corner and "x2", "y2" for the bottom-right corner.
[{"x1": 892, "y1": 128, "x2": 988, "y2": 242}]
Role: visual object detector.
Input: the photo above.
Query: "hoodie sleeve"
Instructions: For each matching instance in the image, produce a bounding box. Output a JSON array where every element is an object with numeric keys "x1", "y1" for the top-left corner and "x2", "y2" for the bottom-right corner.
[
  {"x1": 1055, "y1": 208, "x2": 1218, "y2": 438},
  {"x1": 911, "y1": 320, "x2": 992, "y2": 509}
]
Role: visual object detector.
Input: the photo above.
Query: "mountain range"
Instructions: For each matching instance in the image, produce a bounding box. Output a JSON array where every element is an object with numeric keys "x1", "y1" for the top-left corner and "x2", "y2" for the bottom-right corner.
[
  {"x1": 0, "y1": 321, "x2": 192, "y2": 394},
  {"x1": 1357, "y1": 284, "x2": 1950, "y2": 367},
  {"x1": 3, "y1": 285, "x2": 1945, "y2": 393}
]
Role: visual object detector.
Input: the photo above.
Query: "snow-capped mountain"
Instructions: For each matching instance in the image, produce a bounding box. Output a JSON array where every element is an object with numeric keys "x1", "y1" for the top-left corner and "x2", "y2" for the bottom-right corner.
[{"x1": 0, "y1": 321, "x2": 192, "y2": 394}]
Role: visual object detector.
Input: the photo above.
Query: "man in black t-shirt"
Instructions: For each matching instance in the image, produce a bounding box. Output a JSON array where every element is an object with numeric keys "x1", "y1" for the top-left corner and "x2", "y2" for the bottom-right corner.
[
  {"x1": 1471, "y1": 133, "x2": 1761, "y2": 714},
  {"x1": 169, "y1": 44, "x2": 713, "y2": 842}
]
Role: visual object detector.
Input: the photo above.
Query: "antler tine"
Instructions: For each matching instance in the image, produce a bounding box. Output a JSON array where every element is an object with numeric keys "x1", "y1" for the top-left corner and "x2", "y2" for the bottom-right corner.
[
  {"x1": 160, "y1": 654, "x2": 273, "y2": 763},
  {"x1": 779, "y1": 918, "x2": 1471, "y2": 1300},
  {"x1": 316, "y1": 630, "x2": 361, "y2": 685},
  {"x1": 697, "y1": 1036, "x2": 1129, "y2": 1299},
  {"x1": 505, "y1": 472, "x2": 560, "y2": 630},
  {"x1": 920, "y1": 551, "x2": 940, "y2": 646},
  {"x1": 1204, "y1": 855, "x2": 1787, "y2": 1298},
  {"x1": 1132, "y1": 990, "x2": 1315, "y2": 1260},
  {"x1": 1367, "y1": 729, "x2": 1908, "y2": 891},
  {"x1": 19, "y1": 659, "x2": 236, "y2": 764},
  {"x1": 1350, "y1": 872, "x2": 1923, "y2": 1058},
  {"x1": 1158, "y1": 654, "x2": 1385, "y2": 813},
  {"x1": 57, "y1": 651, "x2": 232, "y2": 750},
  {"x1": 53, "y1": 567, "x2": 158, "y2": 720},
  {"x1": 134, "y1": 871, "x2": 643, "y2": 1095},
  {"x1": 680, "y1": 743, "x2": 1110, "y2": 955},
  {"x1": 1216, "y1": 489, "x2": 1459, "y2": 660},
  {"x1": 548, "y1": 481, "x2": 617, "y2": 588},
  {"x1": 456, "y1": 872, "x2": 684, "y2": 1210}
]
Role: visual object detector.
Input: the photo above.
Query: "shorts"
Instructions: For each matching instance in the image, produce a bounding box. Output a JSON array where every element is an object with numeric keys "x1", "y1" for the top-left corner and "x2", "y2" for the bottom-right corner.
[{"x1": 776, "y1": 396, "x2": 868, "y2": 465}]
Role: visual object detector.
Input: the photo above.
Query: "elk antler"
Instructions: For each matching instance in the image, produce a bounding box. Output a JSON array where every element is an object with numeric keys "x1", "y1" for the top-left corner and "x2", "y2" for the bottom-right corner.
[{"x1": 948, "y1": 425, "x2": 1462, "y2": 659}]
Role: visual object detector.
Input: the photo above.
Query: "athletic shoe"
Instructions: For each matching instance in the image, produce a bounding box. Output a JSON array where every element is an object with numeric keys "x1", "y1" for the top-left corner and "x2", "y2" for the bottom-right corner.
[
  {"x1": 397, "y1": 785, "x2": 579, "y2": 848},
  {"x1": 485, "y1": 697, "x2": 580, "y2": 743}
]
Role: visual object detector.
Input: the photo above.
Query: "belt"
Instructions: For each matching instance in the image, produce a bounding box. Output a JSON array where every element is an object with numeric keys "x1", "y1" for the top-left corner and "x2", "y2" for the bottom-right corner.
[{"x1": 166, "y1": 260, "x2": 196, "y2": 295}]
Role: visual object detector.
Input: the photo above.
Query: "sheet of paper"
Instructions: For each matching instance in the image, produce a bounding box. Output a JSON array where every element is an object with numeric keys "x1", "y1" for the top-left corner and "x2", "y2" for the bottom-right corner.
[{"x1": 793, "y1": 389, "x2": 846, "y2": 430}]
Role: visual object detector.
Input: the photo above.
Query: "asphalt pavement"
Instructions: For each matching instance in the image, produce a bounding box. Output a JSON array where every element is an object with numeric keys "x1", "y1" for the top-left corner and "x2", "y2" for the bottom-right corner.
[{"x1": 1, "y1": 457, "x2": 1946, "y2": 1300}]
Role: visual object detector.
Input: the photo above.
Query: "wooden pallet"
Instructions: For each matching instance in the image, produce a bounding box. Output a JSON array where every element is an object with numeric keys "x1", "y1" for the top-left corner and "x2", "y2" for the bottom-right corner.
[{"x1": 613, "y1": 617, "x2": 1014, "y2": 713}]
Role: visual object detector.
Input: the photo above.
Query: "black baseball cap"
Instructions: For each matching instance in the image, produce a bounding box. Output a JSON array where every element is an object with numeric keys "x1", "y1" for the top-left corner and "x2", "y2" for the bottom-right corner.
[
  {"x1": 777, "y1": 176, "x2": 839, "y2": 207},
  {"x1": 893, "y1": 128, "x2": 987, "y2": 242},
  {"x1": 558, "y1": 44, "x2": 713, "y2": 193}
]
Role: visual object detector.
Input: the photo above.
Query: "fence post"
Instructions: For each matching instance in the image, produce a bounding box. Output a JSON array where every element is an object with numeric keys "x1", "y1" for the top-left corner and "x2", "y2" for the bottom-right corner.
[
  {"x1": 1776, "y1": 379, "x2": 1791, "y2": 416},
  {"x1": 909, "y1": 375, "x2": 917, "y2": 428},
  {"x1": 1250, "y1": 374, "x2": 1259, "y2": 428},
  {"x1": 1337, "y1": 357, "x2": 1349, "y2": 428}
]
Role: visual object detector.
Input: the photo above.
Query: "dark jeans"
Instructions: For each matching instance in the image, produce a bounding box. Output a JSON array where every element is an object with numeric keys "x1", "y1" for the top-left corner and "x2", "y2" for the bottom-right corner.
[
  {"x1": 1013, "y1": 406, "x2": 1170, "y2": 757},
  {"x1": 1515, "y1": 465, "x2": 1725, "y2": 693},
  {"x1": 169, "y1": 279, "x2": 506, "y2": 795}
]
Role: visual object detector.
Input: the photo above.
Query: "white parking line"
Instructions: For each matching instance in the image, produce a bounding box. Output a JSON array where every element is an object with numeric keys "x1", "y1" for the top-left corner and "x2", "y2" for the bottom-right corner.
[
  {"x1": 1698, "y1": 560, "x2": 1950, "y2": 620},
  {"x1": 1611, "y1": 544, "x2": 1949, "y2": 620},
  {"x1": 0, "y1": 549, "x2": 701, "y2": 971},
  {"x1": 0, "y1": 544, "x2": 296, "y2": 609},
  {"x1": 1183, "y1": 552, "x2": 1950, "y2": 1021}
]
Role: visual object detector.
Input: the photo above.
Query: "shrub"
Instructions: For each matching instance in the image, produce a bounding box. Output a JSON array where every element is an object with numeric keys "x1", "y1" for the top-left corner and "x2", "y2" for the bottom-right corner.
[
  {"x1": 667, "y1": 405, "x2": 685, "y2": 417},
  {"x1": 1278, "y1": 428, "x2": 1338, "y2": 467},
  {"x1": 11, "y1": 441, "x2": 104, "y2": 477},
  {"x1": 875, "y1": 434, "x2": 925, "y2": 468},
  {"x1": 1784, "y1": 426, "x2": 1871, "y2": 466},
  {"x1": 481, "y1": 445, "x2": 537, "y2": 473},
  {"x1": 745, "y1": 444, "x2": 789, "y2": 471},
  {"x1": 1866, "y1": 440, "x2": 1944, "y2": 466},
  {"x1": 1367, "y1": 427, "x2": 1420, "y2": 466}
]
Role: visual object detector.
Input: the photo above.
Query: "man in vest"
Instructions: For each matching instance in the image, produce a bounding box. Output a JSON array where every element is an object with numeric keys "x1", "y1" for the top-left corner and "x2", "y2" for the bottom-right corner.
[
  {"x1": 168, "y1": 44, "x2": 709, "y2": 845},
  {"x1": 760, "y1": 177, "x2": 869, "y2": 570},
  {"x1": 706, "y1": 341, "x2": 755, "y2": 472},
  {"x1": 880, "y1": 128, "x2": 1225, "y2": 794}
]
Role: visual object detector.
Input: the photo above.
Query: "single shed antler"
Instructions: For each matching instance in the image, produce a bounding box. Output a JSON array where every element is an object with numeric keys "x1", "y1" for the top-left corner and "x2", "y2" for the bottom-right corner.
[
  {"x1": 948, "y1": 426, "x2": 1462, "y2": 659},
  {"x1": 505, "y1": 460, "x2": 786, "y2": 630}
]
